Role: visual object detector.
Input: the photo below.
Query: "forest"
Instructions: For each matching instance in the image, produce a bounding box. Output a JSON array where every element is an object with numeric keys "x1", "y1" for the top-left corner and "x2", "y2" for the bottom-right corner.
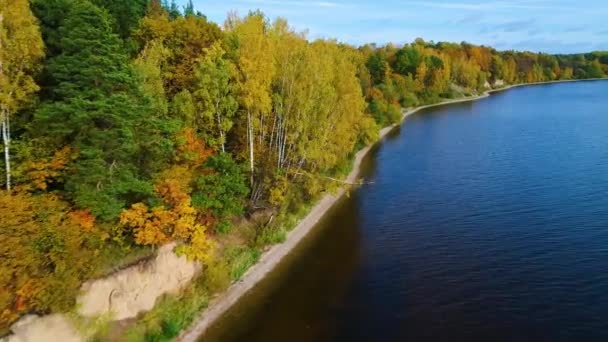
[{"x1": 1, "y1": 0, "x2": 607, "y2": 338}]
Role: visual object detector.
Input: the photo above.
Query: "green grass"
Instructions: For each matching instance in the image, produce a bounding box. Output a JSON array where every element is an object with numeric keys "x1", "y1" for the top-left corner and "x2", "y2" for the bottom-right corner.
[
  {"x1": 121, "y1": 281, "x2": 210, "y2": 342},
  {"x1": 225, "y1": 246, "x2": 261, "y2": 281},
  {"x1": 255, "y1": 223, "x2": 287, "y2": 247}
]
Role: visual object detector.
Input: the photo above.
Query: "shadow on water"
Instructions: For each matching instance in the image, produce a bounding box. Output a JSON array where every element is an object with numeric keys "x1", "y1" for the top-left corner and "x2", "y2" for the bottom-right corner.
[{"x1": 202, "y1": 145, "x2": 383, "y2": 342}]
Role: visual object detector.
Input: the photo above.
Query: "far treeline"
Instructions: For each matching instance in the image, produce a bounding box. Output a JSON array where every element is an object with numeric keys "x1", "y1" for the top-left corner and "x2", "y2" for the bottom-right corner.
[{"x1": 1, "y1": 0, "x2": 607, "y2": 334}]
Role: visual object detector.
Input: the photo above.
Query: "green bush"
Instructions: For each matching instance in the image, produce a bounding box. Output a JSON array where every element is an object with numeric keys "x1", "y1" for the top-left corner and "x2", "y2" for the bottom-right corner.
[
  {"x1": 401, "y1": 92, "x2": 419, "y2": 107},
  {"x1": 203, "y1": 261, "x2": 231, "y2": 293},
  {"x1": 192, "y1": 153, "x2": 249, "y2": 233}
]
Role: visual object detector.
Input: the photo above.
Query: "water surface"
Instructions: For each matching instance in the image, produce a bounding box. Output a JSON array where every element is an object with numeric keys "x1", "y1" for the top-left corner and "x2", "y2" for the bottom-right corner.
[{"x1": 204, "y1": 80, "x2": 608, "y2": 341}]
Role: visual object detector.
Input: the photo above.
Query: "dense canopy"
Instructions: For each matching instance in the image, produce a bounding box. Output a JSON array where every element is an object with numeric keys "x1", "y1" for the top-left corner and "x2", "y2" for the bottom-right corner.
[{"x1": 0, "y1": 0, "x2": 607, "y2": 336}]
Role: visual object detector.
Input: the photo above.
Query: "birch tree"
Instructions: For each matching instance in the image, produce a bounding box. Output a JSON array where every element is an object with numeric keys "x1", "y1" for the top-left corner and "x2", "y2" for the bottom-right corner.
[
  {"x1": 133, "y1": 40, "x2": 170, "y2": 116},
  {"x1": 0, "y1": 0, "x2": 45, "y2": 191},
  {"x1": 192, "y1": 42, "x2": 238, "y2": 152},
  {"x1": 226, "y1": 13, "x2": 275, "y2": 191}
]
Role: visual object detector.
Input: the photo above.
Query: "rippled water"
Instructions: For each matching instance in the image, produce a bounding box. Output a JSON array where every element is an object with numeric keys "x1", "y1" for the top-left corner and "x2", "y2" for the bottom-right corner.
[{"x1": 203, "y1": 80, "x2": 608, "y2": 342}]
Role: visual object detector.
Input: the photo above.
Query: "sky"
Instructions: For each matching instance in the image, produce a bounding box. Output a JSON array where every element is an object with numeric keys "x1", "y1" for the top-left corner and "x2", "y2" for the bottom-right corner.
[{"x1": 181, "y1": 0, "x2": 608, "y2": 54}]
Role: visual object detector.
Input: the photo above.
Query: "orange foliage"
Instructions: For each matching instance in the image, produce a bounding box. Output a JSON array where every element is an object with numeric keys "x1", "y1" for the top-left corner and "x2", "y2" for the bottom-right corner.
[
  {"x1": 67, "y1": 209, "x2": 96, "y2": 232},
  {"x1": 176, "y1": 128, "x2": 214, "y2": 166},
  {"x1": 0, "y1": 191, "x2": 99, "y2": 330},
  {"x1": 14, "y1": 280, "x2": 38, "y2": 312},
  {"x1": 369, "y1": 87, "x2": 384, "y2": 100},
  {"x1": 25, "y1": 146, "x2": 77, "y2": 191},
  {"x1": 466, "y1": 45, "x2": 493, "y2": 72},
  {"x1": 155, "y1": 178, "x2": 190, "y2": 207}
]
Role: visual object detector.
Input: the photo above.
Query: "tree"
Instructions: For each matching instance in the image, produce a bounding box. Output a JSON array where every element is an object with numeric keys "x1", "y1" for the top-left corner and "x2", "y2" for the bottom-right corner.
[
  {"x1": 452, "y1": 58, "x2": 481, "y2": 89},
  {"x1": 31, "y1": 0, "x2": 72, "y2": 59},
  {"x1": 163, "y1": 0, "x2": 181, "y2": 19},
  {"x1": 120, "y1": 164, "x2": 217, "y2": 261},
  {"x1": 133, "y1": 40, "x2": 170, "y2": 116},
  {"x1": 135, "y1": 4, "x2": 222, "y2": 97},
  {"x1": 394, "y1": 45, "x2": 421, "y2": 76},
  {"x1": 367, "y1": 51, "x2": 390, "y2": 85},
  {"x1": 226, "y1": 13, "x2": 275, "y2": 189},
  {"x1": 561, "y1": 66, "x2": 574, "y2": 80},
  {"x1": 271, "y1": 38, "x2": 368, "y2": 195},
  {"x1": 0, "y1": 192, "x2": 100, "y2": 331},
  {"x1": 192, "y1": 153, "x2": 249, "y2": 232},
  {"x1": 466, "y1": 44, "x2": 492, "y2": 72},
  {"x1": 192, "y1": 42, "x2": 238, "y2": 151},
  {"x1": 90, "y1": 0, "x2": 148, "y2": 39},
  {"x1": 490, "y1": 55, "x2": 505, "y2": 82},
  {"x1": 502, "y1": 56, "x2": 518, "y2": 83},
  {"x1": 0, "y1": 0, "x2": 45, "y2": 190},
  {"x1": 586, "y1": 59, "x2": 606, "y2": 78},
  {"x1": 414, "y1": 52, "x2": 450, "y2": 97},
  {"x1": 184, "y1": 0, "x2": 194, "y2": 17},
  {"x1": 30, "y1": 0, "x2": 174, "y2": 220}
]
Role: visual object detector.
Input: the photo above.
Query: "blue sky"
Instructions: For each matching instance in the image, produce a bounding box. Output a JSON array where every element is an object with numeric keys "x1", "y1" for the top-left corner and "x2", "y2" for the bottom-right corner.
[{"x1": 181, "y1": 0, "x2": 608, "y2": 53}]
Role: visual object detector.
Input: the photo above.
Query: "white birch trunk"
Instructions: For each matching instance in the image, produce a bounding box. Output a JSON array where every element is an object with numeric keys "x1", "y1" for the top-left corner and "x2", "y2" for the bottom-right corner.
[
  {"x1": 247, "y1": 110, "x2": 254, "y2": 186},
  {"x1": 215, "y1": 100, "x2": 225, "y2": 153},
  {"x1": 0, "y1": 14, "x2": 9, "y2": 191},
  {"x1": 1, "y1": 109, "x2": 10, "y2": 191}
]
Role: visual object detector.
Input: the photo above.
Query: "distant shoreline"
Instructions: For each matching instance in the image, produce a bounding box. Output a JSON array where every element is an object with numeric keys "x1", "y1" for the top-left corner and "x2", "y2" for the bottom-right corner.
[{"x1": 177, "y1": 77, "x2": 608, "y2": 342}]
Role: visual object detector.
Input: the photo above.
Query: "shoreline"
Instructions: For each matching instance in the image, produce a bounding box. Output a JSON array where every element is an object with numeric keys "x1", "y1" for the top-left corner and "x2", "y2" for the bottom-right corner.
[{"x1": 176, "y1": 77, "x2": 606, "y2": 342}]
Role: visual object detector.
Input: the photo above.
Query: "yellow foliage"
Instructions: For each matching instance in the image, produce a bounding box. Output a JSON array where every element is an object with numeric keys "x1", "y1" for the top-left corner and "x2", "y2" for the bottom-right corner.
[
  {"x1": 121, "y1": 198, "x2": 215, "y2": 261},
  {"x1": 0, "y1": 0, "x2": 45, "y2": 113},
  {"x1": 268, "y1": 176, "x2": 288, "y2": 206},
  {"x1": 176, "y1": 228, "x2": 216, "y2": 263},
  {"x1": 120, "y1": 203, "x2": 173, "y2": 245},
  {"x1": 120, "y1": 171, "x2": 215, "y2": 262}
]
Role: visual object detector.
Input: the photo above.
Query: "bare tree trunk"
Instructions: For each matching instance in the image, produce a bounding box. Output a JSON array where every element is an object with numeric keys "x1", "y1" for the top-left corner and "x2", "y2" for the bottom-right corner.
[
  {"x1": 0, "y1": 14, "x2": 8, "y2": 191},
  {"x1": 1, "y1": 109, "x2": 10, "y2": 191},
  {"x1": 247, "y1": 109, "x2": 254, "y2": 187},
  {"x1": 259, "y1": 111, "x2": 264, "y2": 145},
  {"x1": 276, "y1": 116, "x2": 283, "y2": 169},
  {"x1": 269, "y1": 110, "x2": 277, "y2": 152},
  {"x1": 215, "y1": 100, "x2": 225, "y2": 153},
  {"x1": 279, "y1": 128, "x2": 288, "y2": 169}
]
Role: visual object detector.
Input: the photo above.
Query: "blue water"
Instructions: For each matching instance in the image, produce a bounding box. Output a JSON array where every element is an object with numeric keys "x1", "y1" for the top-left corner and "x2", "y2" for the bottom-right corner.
[{"x1": 207, "y1": 80, "x2": 608, "y2": 342}]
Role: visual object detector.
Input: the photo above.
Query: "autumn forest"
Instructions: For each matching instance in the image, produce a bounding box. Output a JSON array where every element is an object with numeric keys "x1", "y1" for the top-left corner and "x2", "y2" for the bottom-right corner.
[{"x1": 1, "y1": 0, "x2": 607, "y2": 338}]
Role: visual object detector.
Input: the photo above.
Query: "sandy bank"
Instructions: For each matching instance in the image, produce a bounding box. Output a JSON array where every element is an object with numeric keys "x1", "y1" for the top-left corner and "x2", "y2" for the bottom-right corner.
[{"x1": 177, "y1": 77, "x2": 606, "y2": 341}]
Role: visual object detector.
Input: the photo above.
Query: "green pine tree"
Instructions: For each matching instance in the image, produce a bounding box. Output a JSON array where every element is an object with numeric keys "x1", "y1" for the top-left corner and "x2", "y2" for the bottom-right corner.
[{"x1": 31, "y1": 0, "x2": 174, "y2": 220}]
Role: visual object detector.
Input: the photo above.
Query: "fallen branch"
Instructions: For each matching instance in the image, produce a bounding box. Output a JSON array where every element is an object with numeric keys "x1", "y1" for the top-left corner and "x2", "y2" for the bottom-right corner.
[{"x1": 291, "y1": 171, "x2": 373, "y2": 186}]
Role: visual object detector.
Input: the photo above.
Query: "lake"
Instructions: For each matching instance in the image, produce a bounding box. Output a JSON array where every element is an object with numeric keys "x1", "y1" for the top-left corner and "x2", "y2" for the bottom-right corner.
[{"x1": 202, "y1": 80, "x2": 608, "y2": 342}]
